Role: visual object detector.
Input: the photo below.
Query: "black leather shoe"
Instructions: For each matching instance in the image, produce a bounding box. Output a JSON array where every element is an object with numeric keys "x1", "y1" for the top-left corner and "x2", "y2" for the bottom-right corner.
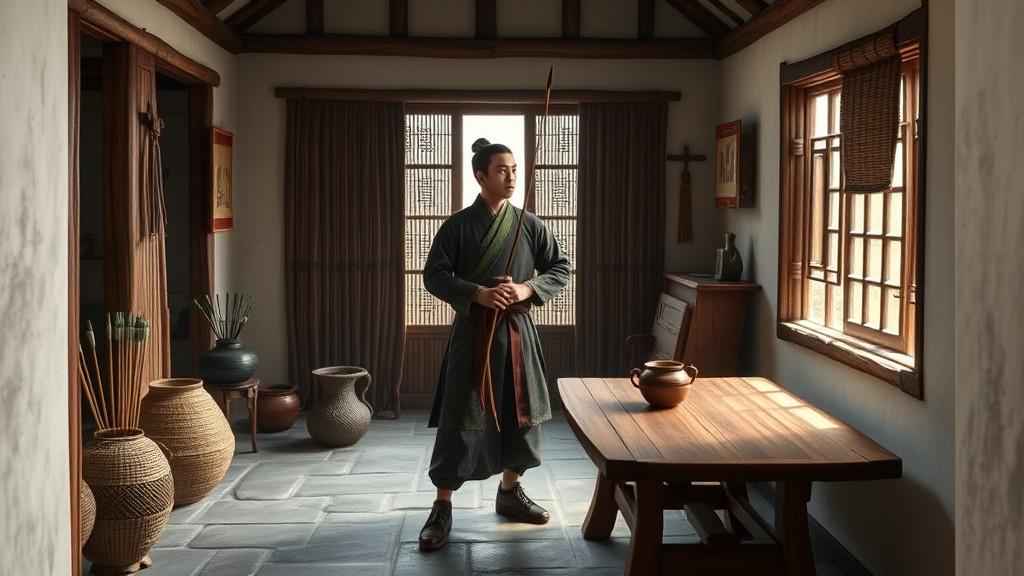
[
  {"x1": 419, "y1": 499, "x2": 453, "y2": 551},
  {"x1": 495, "y1": 482, "x2": 550, "y2": 524}
]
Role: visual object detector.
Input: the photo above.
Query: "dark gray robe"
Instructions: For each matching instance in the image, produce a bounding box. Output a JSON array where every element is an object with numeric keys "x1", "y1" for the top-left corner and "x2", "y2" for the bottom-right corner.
[{"x1": 425, "y1": 195, "x2": 571, "y2": 432}]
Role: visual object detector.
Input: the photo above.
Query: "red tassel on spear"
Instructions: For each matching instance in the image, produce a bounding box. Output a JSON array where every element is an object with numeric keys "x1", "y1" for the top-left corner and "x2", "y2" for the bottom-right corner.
[{"x1": 478, "y1": 67, "x2": 554, "y2": 432}]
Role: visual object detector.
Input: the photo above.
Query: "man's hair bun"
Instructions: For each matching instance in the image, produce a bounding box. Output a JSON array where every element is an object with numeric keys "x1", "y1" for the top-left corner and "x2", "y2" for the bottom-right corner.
[{"x1": 471, "y1": 138, "x2": 491, "y2": 153}]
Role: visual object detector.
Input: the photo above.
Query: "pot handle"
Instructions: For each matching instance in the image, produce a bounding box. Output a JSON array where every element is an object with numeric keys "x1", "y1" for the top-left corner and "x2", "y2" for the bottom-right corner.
[
  {"x1": 630, "y1": 368, "x2": 642, "y2": 389},
  {"x1": 683, "y1": 364, "x2": 699, "y2": 385},
  {"x1": 357, "y1": 372, "x2": 374, "y2": 413}
]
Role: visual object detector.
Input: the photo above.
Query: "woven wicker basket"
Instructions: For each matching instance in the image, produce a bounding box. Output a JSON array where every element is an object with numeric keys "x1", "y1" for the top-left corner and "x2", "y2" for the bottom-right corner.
[
  {"x1": 81, "y1": 480, "x2": 96, "y2": 546},
  {"x1": 140, "y1": 378, "x2": 235, "y2": 506},
  {"x1": 82, "y1": 428, "x2": 173, "y2": 570}
]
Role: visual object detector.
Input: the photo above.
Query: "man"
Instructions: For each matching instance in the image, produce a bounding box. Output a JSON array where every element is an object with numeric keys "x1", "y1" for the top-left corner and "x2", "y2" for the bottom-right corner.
[{"x1": 418, "y1": 138, "x2": 571, "y2": 551}]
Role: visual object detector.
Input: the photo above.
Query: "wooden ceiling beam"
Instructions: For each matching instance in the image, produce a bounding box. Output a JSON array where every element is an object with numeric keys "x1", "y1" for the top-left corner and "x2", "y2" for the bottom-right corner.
[
  {"x1": 476, "y1": 0, "x2": 497, "y2": 39},
  {"x1": 390, "y1": 0, "x2": 409, "y2": 37},
  {"x1": 706, "y1": 0, "x2": 745, "y2": 27},
  {"x1": 664, "y1": 0, "x2": 731, "y2": 38},
  {"x1": 204, "y1": 0, "x2": 236, "y2": 14},
  {"x1": 638, "y1": 0, "x2": 655, "y2": 39},
  {"x1": 153, "y1": 0, "x2": 243, "y2": 53},
  {"x1": 243, "y1": 35, "x2": 716, "y2": 59},
  {"x1": 226, "y1": 0, "x2": 289, "y2": 32},
  {"x1": 734, "y1": 0, "x2": 768, "y2": 15},
  {"x1": 717, "y1": 0, "x2": 828, "y2": 57},
  {"x1": 306, "y1": 0, "x2": 323, "y2": 34},
  {"x1": 275, "y1": 87, "x2": 682, "y2": 104},
  {"x1": 563, "y1": 0, "x2": 580, "y2": 38}
]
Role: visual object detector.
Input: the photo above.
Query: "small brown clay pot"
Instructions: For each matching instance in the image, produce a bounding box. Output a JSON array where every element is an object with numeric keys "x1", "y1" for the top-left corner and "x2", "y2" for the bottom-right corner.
[
  {"x1": 630, "y1": 360, "x2": 699, "y2": 408},
  {"x1": 257, "y1": 385, "x2": 301, "y2": 433}
]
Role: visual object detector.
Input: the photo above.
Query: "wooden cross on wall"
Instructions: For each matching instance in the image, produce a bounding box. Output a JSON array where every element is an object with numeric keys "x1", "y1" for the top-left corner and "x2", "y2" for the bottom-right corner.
[{"x1": 667, "y1": 145, "x2": 707, "y2": 243}]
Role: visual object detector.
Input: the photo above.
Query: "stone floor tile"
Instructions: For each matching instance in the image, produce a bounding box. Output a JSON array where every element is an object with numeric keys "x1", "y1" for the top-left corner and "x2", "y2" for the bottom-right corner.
[
  {"x1": 168, "y1": 500, "x2": 214, "y2": 525},
  {"x1": 349, "y1": 447, "x2": 425, "y2": 474},
  {"x1": 190, "y1": 523, "x2": 316, "y2": 549},
  {"x1": 399, "y1": 505, "x2": 566, "y2": 543},
  {"x1": 195, "y1": 497, "x2": 327, "y2": 524},
  {"x1": 257, "y1": 564, "x2": 391, "y2": 576},
  {"x1": 545, "y1": 459, "x2": 597, "y2": 479},
  {"x1": 232, "y1": 463, "x2": 307, "y2": 500},
  {"x1": 154, "y1": 524, "x2": 202, "y2": 548},
  {"x1": 197, "y1": 549, "x2": 269, "y2": 576},
  {"x1": 272, "y1": 513, "x2": 403, "y2": 564},
  {"x1": 143, "y1": 547, "x2": 216, "y2": 576},
  {"x1": 205, "y1": 462, "x2": 257, "y2": 500},
  {"x1": 567, "y1": 533, "x2": 630, "y2": 569},
  {"x1": 392, "y1": 485, "x2": 480, "y2": 510},
  {"x1": 296, "y1": 472, "x2": 417, "y2": 495},
  {"x1": 326, "y1": 494, "x2": 393, "y2": 513},
  {"x1": 470, "y1": 539, "x2": 577, "y2": 572},
  {"x1": 394, "y1": 543, "x2": 470, "y2": 576}
]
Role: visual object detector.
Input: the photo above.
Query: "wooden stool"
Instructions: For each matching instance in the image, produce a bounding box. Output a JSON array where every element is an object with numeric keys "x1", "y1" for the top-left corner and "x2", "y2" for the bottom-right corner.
[{"x1": 204, "y1": 378, "x2": 259, "y2": 453}]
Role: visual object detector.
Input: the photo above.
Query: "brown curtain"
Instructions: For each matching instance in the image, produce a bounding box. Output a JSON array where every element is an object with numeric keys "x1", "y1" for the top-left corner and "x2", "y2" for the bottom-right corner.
[
  {"x1": 836, "y1": 32, "x2": 902, "y2": 192},
  {"x1": 285, "y1": 99, "x2": 406, "y2": 417},
  {"x1": 576, "y1": 102, "x2": 667, "y2": 377}
]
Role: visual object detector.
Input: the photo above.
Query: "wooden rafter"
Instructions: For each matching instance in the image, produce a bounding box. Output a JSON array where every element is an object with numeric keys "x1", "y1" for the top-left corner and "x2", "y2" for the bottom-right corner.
[
  {"x1": 734, "y1": 0, "x2": 769, "y2": 15},
  {"x1": 563, "y1": 0, "x2": 580, "y2": 38},
  {"x1": 664, "y1": 0, "x2": 730, "y2": 38},
  {"x1": 243, "y1": 35, "x2": 716, "y2": 59},
  {"x1": 226, "y1": 0, "x2": 289, "y2": 32},
  {"x1": 153, "y1": 0, "x2": 243, "y2": 52},
  {"x1": 638, "y1": 0, "x2": 655, "y2": 39},
  {"x1": 476, "y1": 0, "x2": 497, "y2": 39},
  {"x1": 204, "y1": 0, "x2": 236, "y2": 14},
  {"x1": 718, "y1": 0, "x2": 828, "y2": 57},
  {"x1": 390, "y1": 0, "x2": 409, "y2": 37},
  {"x1": 306, "y1": 0, "x2": 323, "y2": 34},
  {"x1": 275, "y1": 87, "x2": 682, "y2": 103},
  {"x1": 706, "y1": 0, "x2": 745, "y2": 27}
]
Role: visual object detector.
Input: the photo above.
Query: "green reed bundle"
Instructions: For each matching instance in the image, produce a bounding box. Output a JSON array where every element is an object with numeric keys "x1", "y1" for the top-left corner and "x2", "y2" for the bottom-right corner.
[
  {"x1": 78, "y1": 312, "x2": 151, "y2": 430},
  {"x1": 193, "y1": 293, "x2": 255, "y2": 341}
]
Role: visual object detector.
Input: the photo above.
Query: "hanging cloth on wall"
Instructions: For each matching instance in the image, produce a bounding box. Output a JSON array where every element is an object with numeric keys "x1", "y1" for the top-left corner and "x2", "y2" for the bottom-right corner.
[
  {"x1": 834, "y1": 31, "x2": 901, "y2": 193},
  {"x1": 667, "y1": 146, "x2": 707, "y2": 243},
  {"x1": 140, "y1": 103, "x2": 167, "y2": 236}
]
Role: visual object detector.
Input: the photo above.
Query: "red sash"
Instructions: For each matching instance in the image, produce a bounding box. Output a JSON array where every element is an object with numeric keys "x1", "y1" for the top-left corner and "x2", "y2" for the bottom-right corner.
[{"x1": 474, "y1": 304, "x2": 532, "y2": 429}]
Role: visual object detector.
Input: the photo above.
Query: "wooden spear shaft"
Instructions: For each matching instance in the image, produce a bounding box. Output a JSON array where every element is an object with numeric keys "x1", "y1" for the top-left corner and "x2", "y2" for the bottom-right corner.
[{"x1": 479, "y1": 67, "x2": 554, "y2": 431}]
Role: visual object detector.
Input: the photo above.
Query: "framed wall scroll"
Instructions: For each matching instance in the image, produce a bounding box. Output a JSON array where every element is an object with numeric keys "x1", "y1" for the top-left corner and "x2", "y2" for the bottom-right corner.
[{"x1": 211, "y1": 126, "x2": 234, "y2": 232}]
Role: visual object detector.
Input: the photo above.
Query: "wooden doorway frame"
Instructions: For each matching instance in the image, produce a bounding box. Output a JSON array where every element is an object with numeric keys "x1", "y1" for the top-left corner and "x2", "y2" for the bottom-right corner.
[{"x1": 68, "y1": 2, "x2": 218, "y2": 573}]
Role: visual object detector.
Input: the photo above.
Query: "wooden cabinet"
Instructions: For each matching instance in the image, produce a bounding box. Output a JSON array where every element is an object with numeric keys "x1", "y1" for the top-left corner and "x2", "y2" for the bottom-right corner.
[{"x1": 662, "y1": 273, "x2": 760, "y2": 377}]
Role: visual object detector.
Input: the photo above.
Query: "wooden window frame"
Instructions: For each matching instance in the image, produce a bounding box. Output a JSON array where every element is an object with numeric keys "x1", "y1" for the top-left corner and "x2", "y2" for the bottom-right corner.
[
  {"x1": 404, "y1": 102, "x2": 579, "y2": 330},
  {"x1": 778, "y1": 8, "x2": 927, "y2": 399}
]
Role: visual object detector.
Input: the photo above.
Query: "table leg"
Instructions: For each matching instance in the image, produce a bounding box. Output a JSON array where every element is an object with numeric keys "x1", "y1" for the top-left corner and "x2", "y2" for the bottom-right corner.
[
  {"x1": 775, "y1": 480, "x2": 814, "y2": 576},
  {"x1": 249, "y1": 388, "x2": 258, "y2": 453},
  {"x1": 582, "y1": 471, "x2": 618, "y2": 540},
  {"x1": 626, "y1": 480, "x2": 663, "y2": 576}
]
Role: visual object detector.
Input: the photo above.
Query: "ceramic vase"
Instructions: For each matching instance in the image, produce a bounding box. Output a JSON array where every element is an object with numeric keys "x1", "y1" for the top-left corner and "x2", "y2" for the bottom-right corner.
[
  {"x1": 306, "y1": 366, "x2": 372, "y2": 447},
  {"x1": 256, "y1": 385, "x2": 301, "y2": 433},
  {"x1": 140, "y1": 378, "x2": 235, "y2": 506},
  {"x1": 630, "y1": 360, "x2": 699, "y2": 408},
  {"x1": 82, "y1": 428, "x2": 173, "y2": 572},
  {"x1": 199, "y1": 338, "x2": 258, "y2": 385},
  {"x1": 715, "y1": 232, "x2": 744, "y2": 281}
]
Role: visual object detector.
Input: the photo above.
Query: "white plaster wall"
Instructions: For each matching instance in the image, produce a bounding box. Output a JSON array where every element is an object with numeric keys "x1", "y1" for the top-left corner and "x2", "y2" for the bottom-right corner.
[
  {"x1": 96, "y1": 0, "x2": 240, "y2": 293},
  {"x1": 236, "y1": 55, "x2": 721, "y2": 384},
  {"x1": 0, "y1": 1, "x2": 71, "y2": 574},
  {"x1": 718, "y1": 0, "x2": 955, "y2": 574},
  {"x1": 955, "y1": 0, "x2": 1024, "y2": 572}
]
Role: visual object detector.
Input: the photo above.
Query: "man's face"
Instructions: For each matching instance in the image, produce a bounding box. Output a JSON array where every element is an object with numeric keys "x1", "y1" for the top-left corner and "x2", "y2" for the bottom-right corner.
[{"x1": 476, "y1": 152, "x2": 517, "y2": 200}]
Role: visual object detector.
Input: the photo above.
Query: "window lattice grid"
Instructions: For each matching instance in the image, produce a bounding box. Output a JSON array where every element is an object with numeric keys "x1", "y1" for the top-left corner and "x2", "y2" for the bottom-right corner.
[
  {"x1": 405, "y1": 218, "x2": 445, "y2": 272},
  {"x1": 405, "y1": 168, "x2": 452, "y2": 217},
  {"x1": 539, "y1": 217, "x2": 576, "y2": 273},
  {"x1": 534, "y1": 168, "x2": 577, "y2": 217},
  {"x1": 405, "y1": 114, "x2": 451, "y2": 166},
  {"x1": 535, "y1": 115, "x2": 578, "y2": 166},
  {"x1": 405, "y1": 271, "x2": 455, "y2": 326},
  {"x1": 532, "y1": 273, "x2": 575, "y2": 326}
]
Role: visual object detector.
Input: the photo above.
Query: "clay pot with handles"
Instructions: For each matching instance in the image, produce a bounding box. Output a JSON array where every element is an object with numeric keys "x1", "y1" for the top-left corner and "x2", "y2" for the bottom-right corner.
[{"x1": 630, "y1": 360, "x2": 699, "y2": 408}]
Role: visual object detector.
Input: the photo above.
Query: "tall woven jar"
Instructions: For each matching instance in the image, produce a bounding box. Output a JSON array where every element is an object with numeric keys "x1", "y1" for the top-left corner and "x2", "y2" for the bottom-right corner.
[
  {"x1": 140, "y1": 378, "x2": 235, "y2": 506},
  {"x1": 82, "y1": 428, "x2": 173, "y2": 571},
  {"x1": 81, "y1": 480, "x2": 96, "y2": 546}
]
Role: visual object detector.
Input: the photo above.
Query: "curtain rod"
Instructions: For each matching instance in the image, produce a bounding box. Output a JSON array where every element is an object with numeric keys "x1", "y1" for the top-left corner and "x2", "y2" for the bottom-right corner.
[{"x1": 274, "y1": 87, "x2": 681, "y2": 104}]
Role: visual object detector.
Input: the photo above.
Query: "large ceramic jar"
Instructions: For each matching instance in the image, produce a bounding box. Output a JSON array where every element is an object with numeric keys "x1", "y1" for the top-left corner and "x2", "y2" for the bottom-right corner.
[
  {"x1": 199, "y1": 338, "x2": 258, "y2": 384},
  {"x1": 82, "y1": 428, "x2": 173, "y2": 572},
  {"x1": 256, "y1": 384, "x2": 301, "y2": 433},
  {"x1": 307, "y1": 366, "x2": 373, "y2": 447},
  {"x1": 140, "y1": 378, "x2": 235, "y2": 506}
]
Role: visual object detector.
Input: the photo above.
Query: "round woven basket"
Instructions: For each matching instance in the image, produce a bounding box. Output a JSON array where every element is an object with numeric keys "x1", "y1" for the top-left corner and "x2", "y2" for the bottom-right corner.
[
  {"x1": 81, "y1": 480, "x2": 96, "y2": 546},
  {"x1": 82, "y1": 428, "x2": 173, "y2": 570},
  {"x1": 140, "y1": 378, "x2": 235, "y2": 506}
]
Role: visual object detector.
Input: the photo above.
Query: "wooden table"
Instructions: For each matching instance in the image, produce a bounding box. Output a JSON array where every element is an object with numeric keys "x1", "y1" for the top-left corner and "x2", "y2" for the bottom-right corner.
[
  {"x1": 204, "y1": 378, "x2": 259, "y2": 453},
  {"x1": 558, "y1": 377, "x2": 901, "y2": 576}
]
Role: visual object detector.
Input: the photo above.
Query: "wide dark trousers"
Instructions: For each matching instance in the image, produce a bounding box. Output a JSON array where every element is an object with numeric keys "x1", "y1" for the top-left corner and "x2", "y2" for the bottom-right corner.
[{"x1": 428, "y1": 357, "x2": 542, "y2": 491}]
